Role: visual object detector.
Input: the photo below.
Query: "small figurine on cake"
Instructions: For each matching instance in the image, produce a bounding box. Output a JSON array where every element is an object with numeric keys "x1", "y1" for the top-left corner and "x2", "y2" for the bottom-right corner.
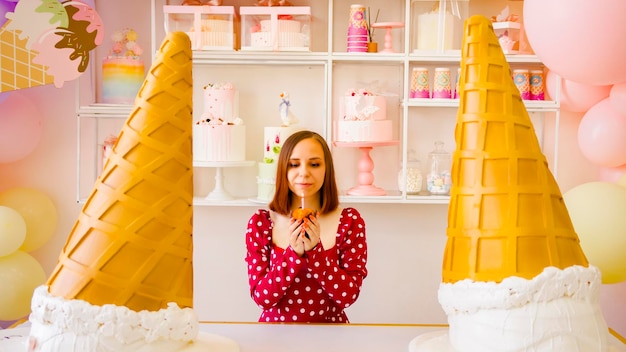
[
  {"x1": 101, "y1": 28, "x2": 145, "y2": 104},
  {"x1": 336, "y1": 88, "x2": 392, "y2": 142},
  {"x1": 279, "y1": 91, "x2": 298, "y2": 126}
]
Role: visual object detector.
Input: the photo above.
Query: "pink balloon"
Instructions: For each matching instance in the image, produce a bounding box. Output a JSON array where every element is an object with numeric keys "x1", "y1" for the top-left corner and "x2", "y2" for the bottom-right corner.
[
  {"x1": 0, "y1": 92, "x2": 43, "y2": 164},
  {"x1": 524, "y1": 0, "x2": 626, "y2": 86},
  {"x1": 578, "y1": 98, "x2": 626, "y2": 167},
  {"x1": 609, "y1": 82, "x2": 626, "y2": 116},
  {"x1": 598, "y1": 164, "x2": 626, "y2": 183},
  {"x1": 545, "y1": 71, "x2": 611, "y2": 113}
]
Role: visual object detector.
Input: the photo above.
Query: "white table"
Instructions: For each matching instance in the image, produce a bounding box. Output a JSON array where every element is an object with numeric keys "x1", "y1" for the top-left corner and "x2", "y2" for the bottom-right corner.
[
  {"x1": 199, "y1": 322, "x2": 446, "y2": 352},
  {"x1": 2, "y1": 322, "x2": 625, "y2": 352}
]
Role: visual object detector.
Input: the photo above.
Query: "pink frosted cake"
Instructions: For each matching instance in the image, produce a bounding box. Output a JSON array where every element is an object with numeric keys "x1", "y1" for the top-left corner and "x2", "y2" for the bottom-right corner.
[
  {"x1": 102, "y1": 29, "x2": 145, "y2": 104},
  {"x1": 335, "y1": 89, "x2": 392, "y2": 142},
  {"x1": 203, "y1": 82, "x2": 238, "y2": 121},
  {"x1": 193, "y1": 82, "x2": 245, "y2": 162}
]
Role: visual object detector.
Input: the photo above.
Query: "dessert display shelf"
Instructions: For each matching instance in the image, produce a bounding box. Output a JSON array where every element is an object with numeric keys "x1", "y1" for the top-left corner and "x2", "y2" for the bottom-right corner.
[
  {"x1": 75, "y1": 0, "x2": 561, "y2": 207},
  {"x1": 194, "y1": 160, "x2": 256, "y2": 202},
  {"x1": 405, "y1": 98, "x2": 559, "y2": 111}
]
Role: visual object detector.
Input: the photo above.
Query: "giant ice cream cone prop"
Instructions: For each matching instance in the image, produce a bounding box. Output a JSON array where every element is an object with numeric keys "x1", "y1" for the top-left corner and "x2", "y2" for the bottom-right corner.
[
  {"x1": 442, "y1": 15, "x2": 588, "y2": 284},
  {"x1": 410, "y1": 16, "x2": 611, "y2": 352},
  {"x1": 28, "y1": 31, "x2": 239, "y2": 351},
  {"x1": 46, "y1": 31, "x2": 194, "y2": 312}
]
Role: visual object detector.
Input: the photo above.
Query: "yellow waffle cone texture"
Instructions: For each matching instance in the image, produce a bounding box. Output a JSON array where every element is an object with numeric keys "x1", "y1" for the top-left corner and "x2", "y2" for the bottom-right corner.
[
  {"x1": 442, "y1": 16, "x2": 588, "y2": 284},
  {"x1": 47, "y1": 32, "x2": 194, "y2": 311},
  {"x1": 0, "y1": 21, "x2": 54, "y2": 92}
]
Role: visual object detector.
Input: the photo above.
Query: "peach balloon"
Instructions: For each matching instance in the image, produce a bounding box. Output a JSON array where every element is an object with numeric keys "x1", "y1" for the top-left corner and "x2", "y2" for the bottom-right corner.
[
  {"x1": 578, "y1": 98, "x2": 626, "y2": 167},
  {"x1": 524, "y1": 0, "x2": 626, "y2": 86},
  {"x1": 609, "y1": 82, "x2": 626, "y2": 116},
  {"x1": 598, "y1": 164, "x2": 626, "y2": 183},
  {"x1": 546, "y1": 71, "x2": 611, "y2": 113}
]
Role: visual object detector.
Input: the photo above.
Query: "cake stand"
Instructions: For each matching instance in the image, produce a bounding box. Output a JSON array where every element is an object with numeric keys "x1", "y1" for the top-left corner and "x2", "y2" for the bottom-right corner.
[
  {"x1": 193, "y1": 160, "x2": 255, "y2": 201},
  {"x1": 371, "y1": 22, "x2": 405, "y2": 53},
  {"x1": 334, "y1": 141, "x2": 399, "y2": 196}
]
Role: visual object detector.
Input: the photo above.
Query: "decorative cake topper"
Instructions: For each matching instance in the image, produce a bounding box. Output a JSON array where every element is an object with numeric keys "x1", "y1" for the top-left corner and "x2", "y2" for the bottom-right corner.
[
  {"x1": 108, "y1": 28, "x2": 143, "y2": 58},
  {"x1": 279, "y1": 91, "x2": 298, "y2": 126}
]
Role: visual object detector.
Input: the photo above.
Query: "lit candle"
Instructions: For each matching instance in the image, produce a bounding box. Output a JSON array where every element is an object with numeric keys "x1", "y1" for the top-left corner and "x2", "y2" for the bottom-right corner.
[{"x1": 301, "y1": 192, "x2": 305, "y2": 209}]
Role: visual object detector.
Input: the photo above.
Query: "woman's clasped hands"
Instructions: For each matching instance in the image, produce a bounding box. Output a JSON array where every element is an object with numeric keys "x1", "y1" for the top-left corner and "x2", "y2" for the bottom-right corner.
[{"x1": 289, "y1": 212, "x2": 320, "y2": 256}]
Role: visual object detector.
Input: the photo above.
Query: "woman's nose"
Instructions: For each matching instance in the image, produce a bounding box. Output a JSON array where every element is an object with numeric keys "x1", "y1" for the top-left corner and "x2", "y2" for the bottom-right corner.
[{"x1": 298, "y1": 165, "x2": 310, "y2": 176}]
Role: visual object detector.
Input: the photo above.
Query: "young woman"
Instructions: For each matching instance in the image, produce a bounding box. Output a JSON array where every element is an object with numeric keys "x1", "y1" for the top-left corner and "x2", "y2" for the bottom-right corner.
[{"x1": 245, "y1": 130, "x2": 368, "y2": 323}]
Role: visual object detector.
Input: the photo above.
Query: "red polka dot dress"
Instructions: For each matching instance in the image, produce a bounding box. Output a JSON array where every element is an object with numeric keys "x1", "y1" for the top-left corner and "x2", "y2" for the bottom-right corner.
[{"x1": 245, "y1": 207, "x2": 368, "y2": 323}]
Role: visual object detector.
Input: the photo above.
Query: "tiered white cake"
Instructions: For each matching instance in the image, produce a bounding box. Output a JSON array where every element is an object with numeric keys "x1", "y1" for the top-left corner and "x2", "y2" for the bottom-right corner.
[
  {"x1": 335, "y1": 89, "x2": 392, "y2": 142},
  {"x1": 193, "y1": 82, "x2": 245, "y2": 162},
  {"x1": 256, "y1": 92, "x2": 302, "y2": 202}
]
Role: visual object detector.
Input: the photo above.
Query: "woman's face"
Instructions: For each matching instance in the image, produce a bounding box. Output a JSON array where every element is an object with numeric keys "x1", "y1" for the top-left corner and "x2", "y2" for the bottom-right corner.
[{"x1": 287, "y1": 138, "x2": 326, "y2": 199}]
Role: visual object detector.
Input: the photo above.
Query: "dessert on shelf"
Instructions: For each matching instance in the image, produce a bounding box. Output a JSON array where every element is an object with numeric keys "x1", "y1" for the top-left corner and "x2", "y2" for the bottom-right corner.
[
  {"x1": 240, "y1": 5, "x2": 311, "y2": 51},
  {"x1": 192, "y1": 82, "x2": 246, "y2": 163},
  {"x1": 256, "y1": 91, "x2": 303, "y2": 202},
  {"x1": 163, "y1": 3, "x2": 236, "y2": 51},
  {"x1": 335, "y1": 88, "x2": 392, "y2": 143},
  {"x1": 101, "y1": 28, "x2": 145, "y2": 105}
]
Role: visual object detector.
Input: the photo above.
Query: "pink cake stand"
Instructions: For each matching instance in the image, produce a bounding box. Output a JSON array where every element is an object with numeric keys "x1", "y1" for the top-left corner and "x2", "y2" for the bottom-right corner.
[
  {"x1": 334, "y1": 141, "x2": 399, "y2": 196},
  {"x1": 371, "y1": 22, "x2": 405, "y2": 53}
]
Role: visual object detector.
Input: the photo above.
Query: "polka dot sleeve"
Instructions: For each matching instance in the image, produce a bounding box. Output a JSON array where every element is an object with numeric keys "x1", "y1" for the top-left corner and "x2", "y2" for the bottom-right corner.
[
  {"x1": 306, "y1": 207, "x2": 368, "y2": 309},
  {"x1": 245, "y1": 209, "x2": 305, "y2": 309}
]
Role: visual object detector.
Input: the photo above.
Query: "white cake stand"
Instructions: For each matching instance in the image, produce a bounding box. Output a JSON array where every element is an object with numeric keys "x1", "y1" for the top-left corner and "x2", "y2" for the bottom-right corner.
[{"x1": 193, "y1": 160, "x2": 255, "y2": 201}]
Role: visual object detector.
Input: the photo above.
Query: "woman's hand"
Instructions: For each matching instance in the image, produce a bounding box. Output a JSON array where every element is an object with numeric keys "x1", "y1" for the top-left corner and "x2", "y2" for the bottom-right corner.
[
  {"x1": 288, "y1": 217, "x2": 306, "y2": 256},
  {"x1": 289, "y1": 213, "x2": 320, "y2": 255},
  {"x1": 300, "y1": 213, "x2": 320, "y2": 252}
]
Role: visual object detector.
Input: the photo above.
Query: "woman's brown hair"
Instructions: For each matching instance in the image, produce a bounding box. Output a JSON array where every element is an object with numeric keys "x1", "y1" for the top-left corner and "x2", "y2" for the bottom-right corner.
[{"x1": 269, "y1": 130, "x2": 339, "y2": 215}]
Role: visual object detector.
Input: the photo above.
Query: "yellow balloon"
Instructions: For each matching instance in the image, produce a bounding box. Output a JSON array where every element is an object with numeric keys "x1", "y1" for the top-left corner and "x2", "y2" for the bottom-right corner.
[
  {"x1": 0, "y1": 206, "x2": 27, "y2": 257},
  {"x1": 0, "y1": 187, "x2": 57, "y2": 252},
  {"x1": 0, "y1": 251, "x2": 46, "y2": 320},
  {"x1": 617, "y1": 173, "x2": 626, "y2": 189},
  {"x1": 563, "y1": 181, "x2": 626, "y2": 284}
]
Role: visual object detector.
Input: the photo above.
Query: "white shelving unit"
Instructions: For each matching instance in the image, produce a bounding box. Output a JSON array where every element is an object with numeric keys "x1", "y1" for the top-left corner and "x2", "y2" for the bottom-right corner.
[{"x1": 77, "y1": 0, "x2": 560, "y2": 206}]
